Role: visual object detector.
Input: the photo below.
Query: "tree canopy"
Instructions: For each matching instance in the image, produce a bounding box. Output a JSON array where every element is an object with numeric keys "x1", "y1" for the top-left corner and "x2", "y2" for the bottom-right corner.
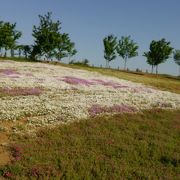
[
  {"x1": 173, "y1": 49, "x2": 180, "y2": 76},
  {"x1": 103, "y1": 35, "x2": 117, "y2": 67},
  {"x1": 0, "y1": 21, "x2": 22, "y2": 57},
  {"x1": 116, "y1": 36, "x2": 138, "y2": 69},
  {"x1": 32, "y1": 12, "x2": 77, "y2": 61},
  {"x1": 144, "y1": 38, "x2": 173, "y2": 74}
]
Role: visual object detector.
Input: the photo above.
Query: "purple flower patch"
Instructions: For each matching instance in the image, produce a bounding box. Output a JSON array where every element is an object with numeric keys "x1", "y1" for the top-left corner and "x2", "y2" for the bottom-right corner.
[
  {"x1": 0, "y1": 87, "x2": 42, "y2": 96},
  {"x1": 62, "y1": 76, "x2": 94, "y2": 86},
  {"x1": 25, "y1": 73, "x2": 34, "y2": 77},
  {"x1": 92, "y1": 79, "x2": 129, "y2": 89},
  {"x1": 88, "y1": 104, "x2": 137, "y2": 117},
  {"x1": 61, "y1": 76, "x2": 129, "y2": 88},
  {"x1": 0, "y1": 69, "x2": 20, "y2": 76},
  {"x1": 11, "y1": 145, "x2": 23, "y2": 161},
  {"x1": 61, "y1": 76, "x2": 153, "y2": 93},
  {"x1": 3, "y1": 172, "x2": 13, "y2": 178}
]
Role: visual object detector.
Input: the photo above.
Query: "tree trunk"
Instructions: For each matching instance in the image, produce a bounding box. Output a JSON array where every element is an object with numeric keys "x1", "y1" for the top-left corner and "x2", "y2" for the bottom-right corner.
[
  {"x1": 19, "y1": 49, "x2": 21, "y2": 58},
  {"x1": 4, "y1": 48, "x2": 7, "y2": 57},
  {"x1": 124, "y1": 58, "x2": 127, "y2": 70},
  {"x1": 151, "y1": 65, "x2": 154, "y2": 73},
  {"x1": 11, "y1": 49, "x2": 14, "y2": 57},
  {"x1": 106, "y1": 60, "x2": 109, "y2": 68},
  {"x1": 68, "y1": 56, "x2": 71, "y2": 63},
  {"x1": 156, "y1": 65, "x2": 158, "y2": 74}
]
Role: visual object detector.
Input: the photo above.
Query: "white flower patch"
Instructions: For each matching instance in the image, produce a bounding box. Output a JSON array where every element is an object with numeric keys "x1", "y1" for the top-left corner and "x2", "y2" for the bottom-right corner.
[{"x1": 0, "y1": 60, "x2": 180, "y2": 130}]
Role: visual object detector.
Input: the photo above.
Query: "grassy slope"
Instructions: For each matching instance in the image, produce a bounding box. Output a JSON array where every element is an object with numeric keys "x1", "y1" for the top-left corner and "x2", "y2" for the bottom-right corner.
[
  {"x1": 1, "y1": 110, "x2": 180, "y2": 179},
  {"x1": 58, "y1": 63, "x2": 180, "y2": 94},
  {"x1": 0, "y1": 59, "x2": 180, "y2": 179},
  {"x1": 1, "y1": 58, "x2": 180, "y2": 93}
]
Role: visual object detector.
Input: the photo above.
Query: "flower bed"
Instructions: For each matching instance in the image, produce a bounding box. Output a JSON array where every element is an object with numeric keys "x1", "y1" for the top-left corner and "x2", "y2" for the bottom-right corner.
[{"x1": 0, "y1": 60, "x2": 180, "y2": 131}]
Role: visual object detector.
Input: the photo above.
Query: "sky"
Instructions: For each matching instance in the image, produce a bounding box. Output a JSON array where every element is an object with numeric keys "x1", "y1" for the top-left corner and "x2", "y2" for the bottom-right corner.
[{"x1": 0, "y1": 0, "x2": 180, "y2": 75}]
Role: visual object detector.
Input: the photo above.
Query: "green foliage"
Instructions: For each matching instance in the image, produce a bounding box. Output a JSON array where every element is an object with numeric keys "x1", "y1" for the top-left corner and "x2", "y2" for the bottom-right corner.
[
  {"x1": 54, "y1": 33, "x2": 77, "y2": 61},
  {"x1": 0, "y1": 21, "x2": 22, "y2": 57},
  {"x1": 32, "y1": 12, "x2": 61, "y2": 59},
  {"x1": 29, "y1": 45, "x2": 41, "y2": 60},
  {"x1": 22, "y1": 45, "x2": 31, "y2": 59},
  {"x1": 32, "y1": 12, "x2": 77, "y2": 61},
  {"x1": 116, "y1": 36, "x2": 138, "y2": 69},
  {"x1": 103, "y1": 35, "x2": 117, "y2": 67},
  {"x1": 69, "y1": 59, "x2": 90, "y2": 66},
  {"x1": 1, "y1": 110, "x2": 180, "y2": 179},
  {"x1": 144, "y1": 38, "x2": 173, "y2": 74},
  {"x1": 174, "y1": 50, "x2": 180, "y2": 76},
  {"x1": 174, "y1": 50, "x2": 180, "y2": 66}
]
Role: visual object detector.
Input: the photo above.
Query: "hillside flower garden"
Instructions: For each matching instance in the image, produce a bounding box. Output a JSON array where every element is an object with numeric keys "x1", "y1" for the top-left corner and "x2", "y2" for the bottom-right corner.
[{"x1": 0, "y1": 60, "x2": 180, "y2": 132}]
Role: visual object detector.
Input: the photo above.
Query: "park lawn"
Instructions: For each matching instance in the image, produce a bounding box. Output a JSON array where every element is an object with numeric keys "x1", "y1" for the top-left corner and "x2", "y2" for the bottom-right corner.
[{"x1": 1, "y1": 109, "x2": 180, "y2": 179}]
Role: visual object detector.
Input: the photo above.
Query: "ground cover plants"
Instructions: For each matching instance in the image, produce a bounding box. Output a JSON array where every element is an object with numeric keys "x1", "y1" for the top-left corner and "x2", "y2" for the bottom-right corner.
[
  {"x1": 0, "y1": 60, "x2": 179, "y2": 131},
  {"x1": 0, "y1": 60, "x2": 180, "y2": 179},
  {"x1": 1, "y1": 109, "x2": 180, "y2": 179},
  {"x1": 61, "y1": 63, "x2": 180, "y2": 94}
]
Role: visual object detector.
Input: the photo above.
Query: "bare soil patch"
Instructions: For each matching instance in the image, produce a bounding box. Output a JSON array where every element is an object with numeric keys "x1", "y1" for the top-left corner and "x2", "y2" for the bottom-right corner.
[{"x1": 0, "y1": 133, "x2": 10, "y2": 166}]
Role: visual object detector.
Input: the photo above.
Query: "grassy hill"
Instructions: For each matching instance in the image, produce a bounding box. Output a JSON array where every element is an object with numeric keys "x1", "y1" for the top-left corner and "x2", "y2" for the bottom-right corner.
[
  {"x1": 58, "y1": 63, "x2": 180, "y2": 94},
  {"x1": 0, "y1": 59, "x2": 180, "y2": 179}
]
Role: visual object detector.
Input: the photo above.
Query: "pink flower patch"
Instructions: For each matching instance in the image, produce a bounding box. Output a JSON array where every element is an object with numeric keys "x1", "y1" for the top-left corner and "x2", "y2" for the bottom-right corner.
[
  {"x1": 11, "y1": 145, "x2": 23, "y2": 161},
  {"x1": 62, "y1": 76, "x2": 94, "y2": 86},
  {"x1": 92, "y1": 79, "x2": 129, "y2": 89},
  {"x1": 0, "y1": 87, "x2": 42, "y2": 96},
  {"x1": 88, "y1": 104, "x2": 137, "y2": 117},
  {"x1": 3, "y1": 172, "x2": 13, "y2": 178},
  {"x1": 25, "y1": 73, "x2": 34, "y2": 77},
  {"x1": 0, "y1": 69, "x2": 20, "y2": 76}
]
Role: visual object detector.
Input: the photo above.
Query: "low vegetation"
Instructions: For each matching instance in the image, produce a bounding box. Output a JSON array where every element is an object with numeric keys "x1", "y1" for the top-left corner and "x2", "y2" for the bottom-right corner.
[
  {"x1": 0, "y1": 5, "x2": 179, "y2": 180},
  {"x1": 0, "y1": 109, "x2": 180, "y2": 179},
  {"x1": 59, "y1": 63, "x2": 180, "y2": 94},
  {"x1": 0, "y1": 60, "x2": 179, "y2": 179}
]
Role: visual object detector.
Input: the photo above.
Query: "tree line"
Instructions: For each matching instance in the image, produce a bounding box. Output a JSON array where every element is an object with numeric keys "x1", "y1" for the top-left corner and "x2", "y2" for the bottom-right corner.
[
  {"x1": 103, "y1": 35, "x2": 180, "y2": 75},
  {"x1": 0, "y1": 12, "x2": 179, "y2": 75},
  {"x1": 0, "y1": 12, "x2": 77, "y2": 61}
]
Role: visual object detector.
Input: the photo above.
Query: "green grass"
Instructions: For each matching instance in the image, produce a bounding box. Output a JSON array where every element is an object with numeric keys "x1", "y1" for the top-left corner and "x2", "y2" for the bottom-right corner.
[
  {"x1": 0, "y1": 58, "x2": 180, "y2": 179},
  {"x1": 1, "y1": 109, "x2": 180, "y2": 179},
  {"x1": 59, "y1": 63, "x2": 180, "y2": 94}
]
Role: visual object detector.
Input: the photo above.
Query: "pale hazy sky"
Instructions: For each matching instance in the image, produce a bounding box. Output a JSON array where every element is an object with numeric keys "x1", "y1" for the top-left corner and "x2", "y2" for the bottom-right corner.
[{"x1": 0, "y1": 0, "x2": 180, "y2": 75}]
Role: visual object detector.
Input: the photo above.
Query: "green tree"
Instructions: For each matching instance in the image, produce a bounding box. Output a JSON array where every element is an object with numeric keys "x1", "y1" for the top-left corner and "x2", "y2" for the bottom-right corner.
[
  {"x1": 116, "y1": 36, "x2": 138, "y2": 70},
  {"x1": 29, "y1": 45, "x2": 41, "y2": 60},
  {"x1": 144, "y1": 39, "x2": 173, "y2": 74},
  {"x1": 0, "y1": 21, "x2": 21, "y2": 57},
  {"x1": 22, "y1": 45, "x2": 31, "y2": 59},
  {"x1": 103, "y1": 35, "x2": 117, "y2": 68},
  {"x1": 67, "y1": 42, "x2": 77, "y2": 62},
  {"x1": 10, "y1": 23, "x2": 22, "y2": 57},
  {"x1": 54, "y1": 33, "x2": 77, "y2": 61},
  {"x1": 1, "y1": 22, "x2": 14, "y2": 57},
  {"x1": 0, "y1": 21, "x2": 4, "y2": 56},
  {"x1": 32, "y1": 12, "x2": 76, "y2": 61},
  {"x1": 173, "y1": 50, "x2": 180, "y2": 76},
  {"x1": 32, "y1": 12, "x2": 61, "y2": 60},
  {"x1": 16, "y1": 45, "x2": 25, "y2": 58},
  {"x1": 143, "y1": 52, "x2": 155, "y2": 73}
]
